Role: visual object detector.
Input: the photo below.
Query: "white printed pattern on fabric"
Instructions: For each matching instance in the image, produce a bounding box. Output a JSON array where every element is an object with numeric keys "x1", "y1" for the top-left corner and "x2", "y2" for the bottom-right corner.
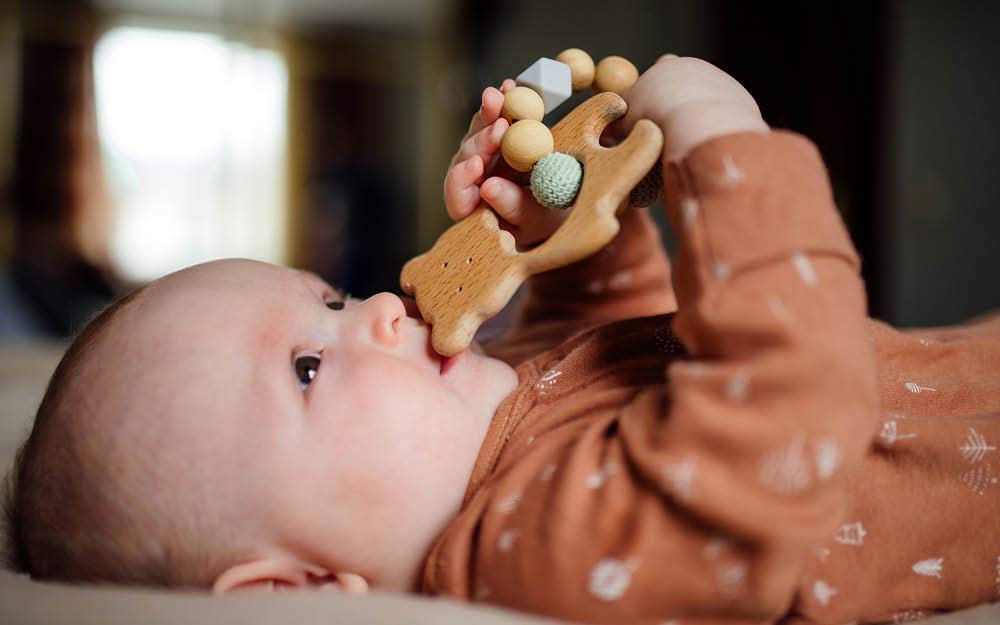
[
  {"x1": 759, "y1": 435, "x2": 811, "y2": 494},
  {"x1": 535, "y1": 368, "x2": 562, "y2": 396},
  {"x1": 767, "y1": 296, "x2": 793, "y2": 323},
  {"x1": 716, "y1": 561, "x2": 748, "y2": 599},
  {"x1": 681, "y1": 197, "x2": 699, "y2": 227},
  {"x1": 912, "y1": 557, "x2": 944, "y2": 578},
  {"x1": 608, "y1": 271, "x2": 633, "y2": 290},
  {"x1": 662, "y1": 457, "x2": 697, "y2": 502},
  {"x1": 904, "y1": 381, "x2": 936, "y2": 394},
  {"x1": 586, "y1": 460, "x2": 620, "y2": 489},
  {"x1": 720, "y1": 155, "x2": 745, "y2": 186},
  {"x1": 960, "y1": 428, "x2": 996, "y2": 464},
  {"x1": 588, "y1": 558, "x2": 639, "y2": 602},
  {"x1": 539, "y1": 463, "x2": 558, "y2": 482},
  {"x1": 813, "y1": 546, "x2": 831, "y2": 563},
  {"x1": 725, "y1": 369, "x2": 750, "y2": 401},
  {"x1": 678, "y1": 362, "x2": 708, "y2": 378},
  {"x1": 497, "y1": 529, "x2": 520, "y2": 552},
  {"x1": 813, "y1": 580, "x2": 837, "y2": 606},
  {"x1": 711, "y1": 259, "x2": 731, "y2": 281},
  {"x1": 833, "y1": 521, "x2": 866, "y2": 546},
  {"x1": 495, "y1": 492, "x2": 523, "y2": 514},
  {"x1": 959, "y1": 463, "x2": 999, "y2": 496},
  {"x1": 703, "y1": 536, "x2": 730, "y2": 560},
  {"x1": 792, "y1": 253, "x2": 818, "y2": 286},
  {"x1": 879, "y1": 420, "x2": 917, "y2": 446},
  {"x1": 814, "y1": 439, "x2": 842, "y2": 480}
]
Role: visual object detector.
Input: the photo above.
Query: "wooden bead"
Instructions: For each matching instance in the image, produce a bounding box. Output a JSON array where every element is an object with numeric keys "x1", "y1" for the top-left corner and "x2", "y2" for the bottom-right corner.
[
  {"x1": 501, "y1": 86, "x2": 545, "y2": 123},
  {"x1": 556, "y1": 48, "x2": 595, "y2": 92},
  {"x1": 501, "y1": 120, "x2": 553, "y2": 172},
  {"x1": 593, "y1": 56, "x2": 639, "y2": 95}
]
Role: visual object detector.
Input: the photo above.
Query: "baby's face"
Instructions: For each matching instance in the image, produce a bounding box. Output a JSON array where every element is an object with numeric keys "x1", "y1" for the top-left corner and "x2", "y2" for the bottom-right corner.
[{"x1": 105, "y1": 259, "x2": 517, "y2": 590}]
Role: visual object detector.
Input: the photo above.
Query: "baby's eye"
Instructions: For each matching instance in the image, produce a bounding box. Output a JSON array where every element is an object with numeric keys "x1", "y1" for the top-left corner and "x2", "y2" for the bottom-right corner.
[
  {"x1": 294, "y1": 355, "x2": 321, "y2": 389},
  {"x1": 325, "y1": 301, "x2": 345, "y2": 310}
]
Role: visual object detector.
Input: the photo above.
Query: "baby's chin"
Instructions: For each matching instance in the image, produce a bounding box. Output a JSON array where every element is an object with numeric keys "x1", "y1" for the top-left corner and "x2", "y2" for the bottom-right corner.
[{"x1": 459, "y1": 346, "x2": 517, "y2": 396}]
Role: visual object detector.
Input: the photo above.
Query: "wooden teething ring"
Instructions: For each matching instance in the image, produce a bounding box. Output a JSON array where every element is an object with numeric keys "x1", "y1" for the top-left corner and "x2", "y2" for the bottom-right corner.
[{"x1": 400, "y1": 92, "x2": 663, "y2": 356}]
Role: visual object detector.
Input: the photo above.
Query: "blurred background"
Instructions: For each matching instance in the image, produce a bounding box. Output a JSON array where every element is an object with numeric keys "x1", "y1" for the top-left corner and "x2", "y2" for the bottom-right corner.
[{"x1": 0, "y1": 0, "x2": 998, "y2": 341}]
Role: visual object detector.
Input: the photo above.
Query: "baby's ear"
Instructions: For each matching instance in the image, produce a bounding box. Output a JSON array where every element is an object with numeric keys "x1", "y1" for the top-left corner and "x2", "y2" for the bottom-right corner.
[
  {"x1": 322, "y1": 572, "x2": 369, "y2": 594},
  {"x1": 212, "y1": 558, "x2": 369, "y2": 594}
]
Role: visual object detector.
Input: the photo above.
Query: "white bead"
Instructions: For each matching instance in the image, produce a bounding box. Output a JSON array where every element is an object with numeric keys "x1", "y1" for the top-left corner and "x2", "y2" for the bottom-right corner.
[{"x1": 516, "y1": 58, "x2": 572, "y2": 114}]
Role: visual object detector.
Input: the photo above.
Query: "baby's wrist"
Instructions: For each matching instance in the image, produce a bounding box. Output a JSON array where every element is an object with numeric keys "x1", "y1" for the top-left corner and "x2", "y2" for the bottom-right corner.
[{"x1": 657, "y1": 99, "x2": 769, "y2": 162}]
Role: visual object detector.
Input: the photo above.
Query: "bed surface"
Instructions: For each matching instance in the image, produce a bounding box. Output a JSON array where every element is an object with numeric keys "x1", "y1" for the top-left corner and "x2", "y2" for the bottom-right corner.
[{"x1": 1, "y1": 342, "x2": 996, "y2": 624}]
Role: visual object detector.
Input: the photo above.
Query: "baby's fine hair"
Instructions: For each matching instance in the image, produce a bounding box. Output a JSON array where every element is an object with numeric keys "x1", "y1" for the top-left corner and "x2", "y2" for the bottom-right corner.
[{"x1": 1, "y1": 286, "x2": 232, "y2": 588}]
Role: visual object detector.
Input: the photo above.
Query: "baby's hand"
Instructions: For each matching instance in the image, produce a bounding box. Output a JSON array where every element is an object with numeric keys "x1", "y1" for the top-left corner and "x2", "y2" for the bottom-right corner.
[
  {"x1": 616, "y1": 55, "x2": 769, "y2": 161},
  {"x1": 443, "y1": 80, "x2": 568, "y2": 247}
]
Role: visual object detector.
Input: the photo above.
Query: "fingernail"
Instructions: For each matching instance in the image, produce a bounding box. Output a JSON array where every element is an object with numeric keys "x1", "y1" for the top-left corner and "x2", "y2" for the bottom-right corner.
[
  {"x1": 491, "y1": 120, "x2": 505, "y2": 142},
  {"x1": 482, "y1": 180, "x2": 499, "y2": 198}
]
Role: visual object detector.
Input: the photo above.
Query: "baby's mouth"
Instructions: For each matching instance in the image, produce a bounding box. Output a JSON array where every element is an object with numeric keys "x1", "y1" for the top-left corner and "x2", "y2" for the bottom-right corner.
[
  {"x1": 405, "y1": 296, "x2": 467, "y2": 376},
  {"x1": 424, "y1": 330, "x2": 465, "y2": 375},
  {"x1": 440, "y1": 351, "x2": 465, "y2": 375}
]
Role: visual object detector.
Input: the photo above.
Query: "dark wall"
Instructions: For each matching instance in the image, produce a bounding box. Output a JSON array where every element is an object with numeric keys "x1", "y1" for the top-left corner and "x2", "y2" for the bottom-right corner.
[{"x1": 891, "y1": 0, "x2": 1000, "y2": 327}]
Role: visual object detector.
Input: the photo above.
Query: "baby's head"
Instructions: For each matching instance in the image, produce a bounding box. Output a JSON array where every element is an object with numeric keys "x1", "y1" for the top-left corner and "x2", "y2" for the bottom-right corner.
[{"x1": 2, "y1": 259, "x2": 517, "y2": 593}]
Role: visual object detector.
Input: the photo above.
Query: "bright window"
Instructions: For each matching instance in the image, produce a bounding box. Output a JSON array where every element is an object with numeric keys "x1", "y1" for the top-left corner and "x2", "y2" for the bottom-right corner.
[{"x1": 94, "y1": 26, "x2": 288, "y2": 282}]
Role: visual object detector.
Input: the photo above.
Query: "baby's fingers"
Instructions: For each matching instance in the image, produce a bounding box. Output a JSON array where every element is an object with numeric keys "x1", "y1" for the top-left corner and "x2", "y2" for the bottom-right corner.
[
  {"x1": 481, "y1": 177, "x2": 567, "y2": 246},
  {"x1": 452, "y1": 118, "x2": 507, "y2": 169},
  {"x1": 464, "y1": 80, "x2": 516, "y2": 138},
  {"x1": 480, "y1": 177, "x2": 532, "y2": 225},
  {"x1": 466, "y1": 86, "x2": 505, "y2": 138},
  {"x1": 444, "y1": 155, "x2": 485, "y2": 221}
]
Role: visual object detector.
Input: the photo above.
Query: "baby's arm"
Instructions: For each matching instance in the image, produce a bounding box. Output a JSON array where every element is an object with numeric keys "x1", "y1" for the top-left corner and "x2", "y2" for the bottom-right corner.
[
  {"x1": 431, "y1": 58, "x2": 881, "y2": 623},
  {"x1": 442, "y1": 82, "x2": 677, "y2": 364}
]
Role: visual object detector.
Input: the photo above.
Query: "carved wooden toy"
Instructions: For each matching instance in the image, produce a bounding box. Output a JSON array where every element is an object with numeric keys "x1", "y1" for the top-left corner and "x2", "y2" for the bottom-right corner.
[{"x1": 400, "y1": 91, "x2": 663, "y2": 356}]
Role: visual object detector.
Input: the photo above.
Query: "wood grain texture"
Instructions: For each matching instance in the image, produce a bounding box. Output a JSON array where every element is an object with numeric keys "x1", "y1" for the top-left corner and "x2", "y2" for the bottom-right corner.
[
  {"x1": 556, "y1": 48, "x2": 596, "y2": 92},
  {"x1": 593, "y1": 56, "x2": 639, "y2": 95},
  {"x1": 500, "y1": 86, "x2": 545, "y2": 123},
  {"x1": 500, "y1": 119, "x2": 553, "y2": 172},
  {"x1": 401, "y1": 92, "x2": 662, "y2": 356}
]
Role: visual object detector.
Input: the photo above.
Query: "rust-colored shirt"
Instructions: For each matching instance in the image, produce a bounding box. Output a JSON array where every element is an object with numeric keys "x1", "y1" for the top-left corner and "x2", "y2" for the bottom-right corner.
[{"x1": 421, "y1": 131, "x2": 1000, "y2": 625}]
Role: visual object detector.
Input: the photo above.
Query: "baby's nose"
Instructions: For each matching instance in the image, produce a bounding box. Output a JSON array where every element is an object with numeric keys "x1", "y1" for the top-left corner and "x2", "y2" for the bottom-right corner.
[{"x1": 359, "y1": 292, "x2": 407, "y2": 347}]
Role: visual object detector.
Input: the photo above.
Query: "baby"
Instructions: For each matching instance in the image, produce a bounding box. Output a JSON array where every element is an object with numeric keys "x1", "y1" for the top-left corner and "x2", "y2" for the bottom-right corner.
[{"x1": 4, "y1": 56, "x2": 1000, "y2": 625}]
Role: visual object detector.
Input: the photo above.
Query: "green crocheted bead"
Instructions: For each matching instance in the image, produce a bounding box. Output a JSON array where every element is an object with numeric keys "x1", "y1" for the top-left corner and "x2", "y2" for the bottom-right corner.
[{"x1": 530, "y1": 152, "x2": 583, "y2": 210}]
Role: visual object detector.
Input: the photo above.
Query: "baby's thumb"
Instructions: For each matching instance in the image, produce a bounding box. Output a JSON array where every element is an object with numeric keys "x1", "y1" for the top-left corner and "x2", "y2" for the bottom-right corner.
[{"x1": 481, "y1": 177, "x2": 530, "y2": 225}]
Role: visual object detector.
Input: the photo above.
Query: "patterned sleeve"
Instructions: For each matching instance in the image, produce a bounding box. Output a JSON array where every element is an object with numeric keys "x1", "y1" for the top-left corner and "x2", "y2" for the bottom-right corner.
[
  {"x1": 483, "y1": 208, "x2": 677, "y2": 366},
  {"x1": 473, "y1": 131, "x2": 882, "y2": 624}
]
